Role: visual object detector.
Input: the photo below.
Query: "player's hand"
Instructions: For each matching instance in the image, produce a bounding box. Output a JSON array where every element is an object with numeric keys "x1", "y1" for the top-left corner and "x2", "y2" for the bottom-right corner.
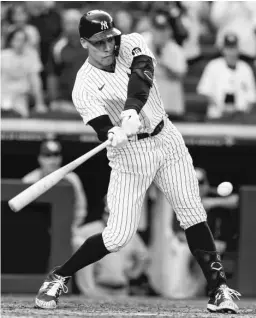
[
  {"x1": 120, "y1": 109, "x2": 142, "y2": 136},
  {"x1": 108, "y1": 127, "x2": 128, "y2": 148}
]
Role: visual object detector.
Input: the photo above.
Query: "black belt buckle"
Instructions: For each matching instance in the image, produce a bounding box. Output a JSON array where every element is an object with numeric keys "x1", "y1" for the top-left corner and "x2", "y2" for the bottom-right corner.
[{"x1": 137, "y1": 120, "x2": 164, "y2": 140}]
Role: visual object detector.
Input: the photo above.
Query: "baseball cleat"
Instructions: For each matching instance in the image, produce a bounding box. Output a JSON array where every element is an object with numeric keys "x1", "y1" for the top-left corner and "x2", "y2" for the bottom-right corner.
[
  {"x1": 207, "y1": 284, "x2": 241, "y2": 314},
  {"x1": 35, "y1": 268, "x2": 70, "y2": 309}
]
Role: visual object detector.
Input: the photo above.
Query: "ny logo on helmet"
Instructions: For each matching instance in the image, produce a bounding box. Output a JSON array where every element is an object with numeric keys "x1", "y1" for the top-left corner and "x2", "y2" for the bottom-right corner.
[{"x1": 101, "y1": 21, "x2": 109, "y2": 30}]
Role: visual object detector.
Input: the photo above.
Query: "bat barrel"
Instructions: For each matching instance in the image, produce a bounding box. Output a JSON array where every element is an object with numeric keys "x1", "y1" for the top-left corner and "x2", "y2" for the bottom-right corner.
[{"x1": 8, "y1": 140, "x2": 110, "y2": 212}]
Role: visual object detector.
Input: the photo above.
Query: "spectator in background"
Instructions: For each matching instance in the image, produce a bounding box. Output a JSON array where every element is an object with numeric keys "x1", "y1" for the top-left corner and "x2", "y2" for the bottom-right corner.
[
  {"x1": 1, "y1": 2, "x2": 12, "y2": 49},
  {"x1": 210, "y1": 1, "x2": 256, "y2": 67},
  {"x1": 165, "y1": 2, "x2": 188, "y2": 47},
  {"x1": 114, "y1": 10, "x2": 133, "y2": 34},
  {"x1": 197, "y1": 33, "x2": 256, "y2": 120},
  {"x1": 47, "y1": 9, "x2": 86, "y2": 113},
  {"x1": 142, "y1": 11, "x2": 187, "y2": 121},
  {"x1": 1, "y1": 28, "x2": 46, "y2": 117},
  {"x1": 135, "y1": 2, "x2": 188, "y2": 47},
  {"x1": 72, "y1": 197, "x2": 149, "y2": 297},
  {"x1": 6, "y1": 3, "x2": 40, "y2": 51},
  {"x1": 22, "y1": 139, "x2": 87, "y2": 235},
  {"x1": 182, "y1": 1, "x2": 211, "y2": 65},
  {"x1": 27, "y1": 1, "x2": 62, "y2": 91}
]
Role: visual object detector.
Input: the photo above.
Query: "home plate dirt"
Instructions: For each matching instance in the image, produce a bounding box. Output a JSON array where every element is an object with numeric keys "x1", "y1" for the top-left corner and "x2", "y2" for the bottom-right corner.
[{"x1": 1, "y1": 295, "x2": 256, "y2": 318}]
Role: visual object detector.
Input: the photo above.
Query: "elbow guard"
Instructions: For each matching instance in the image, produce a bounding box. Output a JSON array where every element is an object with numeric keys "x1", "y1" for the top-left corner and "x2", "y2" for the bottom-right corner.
[{"x1": 124, "y1": 55, "x2": 154, "y2": 113}]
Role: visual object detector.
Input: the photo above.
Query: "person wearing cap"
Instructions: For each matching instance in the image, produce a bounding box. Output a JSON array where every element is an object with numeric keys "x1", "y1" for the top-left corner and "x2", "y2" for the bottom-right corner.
[
  {"x1": 22, "y1": 139, "x2": 88, "y2": 237},
  {"x1": 142, "y1": 10, "x2": 187, "y2": 121},
  {"x1": 35, "y1": 10, "x2": 241, "y2": 313},
  {"x1": 197, "y1": 32, "x2": 256, "y2": 120},
  {"x1": 210, "y1": 1, "x2": 256, "y2": 66},
  {"x1": 47, "y1": 9, "x2": 87, "y2": 114}
]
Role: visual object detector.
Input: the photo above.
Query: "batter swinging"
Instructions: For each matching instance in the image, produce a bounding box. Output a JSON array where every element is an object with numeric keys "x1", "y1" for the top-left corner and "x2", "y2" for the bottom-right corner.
[{"x1": 35, "y1": 10, "x2": 240, "y2": 313}]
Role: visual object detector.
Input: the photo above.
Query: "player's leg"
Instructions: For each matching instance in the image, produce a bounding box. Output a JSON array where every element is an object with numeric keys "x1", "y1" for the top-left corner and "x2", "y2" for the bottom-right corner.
[
  {"x1": 102, "y1": 167, "x2": 153, "y2": 252},
  {"x1": 154, "y1": 135, "x2": 240, "y2": 313},
  {"x1": 35, "y1": 232, "x2": 110, "y2": 309},
  {"x1": 35, "y1": 159, "x2": 153, "y2": 308}
]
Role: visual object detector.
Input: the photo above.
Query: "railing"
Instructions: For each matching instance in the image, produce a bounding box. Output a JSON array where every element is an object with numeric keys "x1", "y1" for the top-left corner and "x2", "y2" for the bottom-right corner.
[{"x1": 2, "y1": 118, "x2": 256, "y2": 146}]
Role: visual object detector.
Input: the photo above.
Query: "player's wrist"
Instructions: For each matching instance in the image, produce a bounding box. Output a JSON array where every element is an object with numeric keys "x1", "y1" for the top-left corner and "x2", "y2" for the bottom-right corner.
[
  {"x1": 120, "y1": 109, "x2": 138, "y2": 118},
  {"x1": 124, "y1": 98, "x2": 143, "y2": 113}
]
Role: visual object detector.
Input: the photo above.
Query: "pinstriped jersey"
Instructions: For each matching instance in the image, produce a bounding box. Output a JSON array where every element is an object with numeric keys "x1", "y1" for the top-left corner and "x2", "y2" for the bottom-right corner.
[{"x1": 72, "y1": 33, "x2": 167, "y2": 134}]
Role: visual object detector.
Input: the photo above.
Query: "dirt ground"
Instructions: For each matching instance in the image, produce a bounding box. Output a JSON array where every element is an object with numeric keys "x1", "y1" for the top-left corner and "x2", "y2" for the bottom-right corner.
[{"x1": 1, "y1": 295, "x2": 256, "y2": 318}]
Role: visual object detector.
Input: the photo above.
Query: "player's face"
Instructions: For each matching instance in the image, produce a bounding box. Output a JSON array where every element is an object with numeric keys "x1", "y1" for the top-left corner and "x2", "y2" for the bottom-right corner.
[
  {"x1": 85, "y1": 37, "x2": 116, "y2": 68},
  {"x1": 38, "y1": 155, "x2": 62, "y2": 175},
  {"x1": 223, "y1": 46, "x2": 239, "y2": 63},
  {"x1": 10, "y1": 31, "x2": 27, "y2": 53}
]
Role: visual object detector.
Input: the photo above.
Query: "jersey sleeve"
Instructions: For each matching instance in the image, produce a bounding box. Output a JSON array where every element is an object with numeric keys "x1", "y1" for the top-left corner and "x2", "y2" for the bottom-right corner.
[
  {"x1": 197, "y1": 61, "x2": 216, "y2": 97},
  {"x1": 27, "y1": 49, "x2": 43, "y2": 74},
  {"x1": 163, "y1": 42, "x2": 187, "y2": 74},
  {"x1": 243, "y1": 63, "x2": 256, "y2": 103},
  {"x1": 120, "y1": 33, "x2": 157, "y2": 67},
  {"x1": 72, "y1": 80, "x2": 108, "y2": 125}
]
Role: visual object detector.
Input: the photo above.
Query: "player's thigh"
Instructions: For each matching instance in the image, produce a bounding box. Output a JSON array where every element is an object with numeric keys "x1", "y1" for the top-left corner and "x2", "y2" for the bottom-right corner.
[
  {"x1": 154, "y1": 151, "x2": 206, "y2": 229},
  {"x1": 104, "y1": 168, "x2": 153, "y2": 250}
]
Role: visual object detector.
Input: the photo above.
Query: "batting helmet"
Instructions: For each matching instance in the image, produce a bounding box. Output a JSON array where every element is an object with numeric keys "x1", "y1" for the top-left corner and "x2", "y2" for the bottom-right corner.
[{"x1": 79, "y1": 10, "x2": 121, "y2": 42}]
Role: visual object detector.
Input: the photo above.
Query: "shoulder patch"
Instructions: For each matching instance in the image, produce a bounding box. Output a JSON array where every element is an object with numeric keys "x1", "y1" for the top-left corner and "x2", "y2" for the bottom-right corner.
[{"x1": 132, "y1": 47, "x2": 142, "y2": 57}]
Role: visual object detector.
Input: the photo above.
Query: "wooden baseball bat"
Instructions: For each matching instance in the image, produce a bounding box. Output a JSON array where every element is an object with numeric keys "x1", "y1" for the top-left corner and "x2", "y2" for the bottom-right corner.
[{"x1": 8, "y1": 140, "x2": 110, "y2": 212}]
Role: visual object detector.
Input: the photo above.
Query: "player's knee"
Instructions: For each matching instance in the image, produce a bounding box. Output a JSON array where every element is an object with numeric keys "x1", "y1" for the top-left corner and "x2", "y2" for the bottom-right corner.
[
  {"x1": 180, "y1": 214, "x2": 207, "y2": 230},
  {"x1": 102, "y1": 227, "x2": 135, "y2": 252}
]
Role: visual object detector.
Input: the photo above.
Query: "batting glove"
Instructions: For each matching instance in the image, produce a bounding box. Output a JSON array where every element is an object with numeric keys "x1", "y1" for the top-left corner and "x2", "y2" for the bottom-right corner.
[
  {"x1": 121, "y1": 109, "x2": 142, "y2": 137},
  {"x1": 108, "y1": 127, "x2": 128, "y2": 148}
]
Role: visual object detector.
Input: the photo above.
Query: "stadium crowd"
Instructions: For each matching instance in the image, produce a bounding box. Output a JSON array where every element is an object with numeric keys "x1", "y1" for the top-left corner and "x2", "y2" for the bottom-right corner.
[{"x1": 1, "y1": 1, "x2": 256, "y2": 123}]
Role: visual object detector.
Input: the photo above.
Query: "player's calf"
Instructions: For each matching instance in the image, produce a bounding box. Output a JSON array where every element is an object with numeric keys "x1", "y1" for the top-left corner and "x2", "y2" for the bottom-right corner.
[{"x1": 35, "y1": 267, "x2": 70, "y2": 309}]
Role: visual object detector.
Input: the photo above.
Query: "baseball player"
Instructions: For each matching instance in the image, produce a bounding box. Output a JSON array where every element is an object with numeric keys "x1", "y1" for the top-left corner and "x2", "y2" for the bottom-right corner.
[{"x1": 35, "y1": 10, "x2": 240, "y2": 313}]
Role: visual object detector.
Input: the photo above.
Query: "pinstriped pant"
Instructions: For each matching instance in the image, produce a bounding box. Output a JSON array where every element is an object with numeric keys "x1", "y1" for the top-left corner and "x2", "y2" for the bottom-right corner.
[{"x1": 102, "y1": 118, "x2": 207, "y2": 252}]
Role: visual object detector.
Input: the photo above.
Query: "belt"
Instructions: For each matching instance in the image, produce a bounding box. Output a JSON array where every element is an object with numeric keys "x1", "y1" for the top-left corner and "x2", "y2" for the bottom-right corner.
[{"x1": 137, "y1": 120, "x2": 164, "y2": 140}]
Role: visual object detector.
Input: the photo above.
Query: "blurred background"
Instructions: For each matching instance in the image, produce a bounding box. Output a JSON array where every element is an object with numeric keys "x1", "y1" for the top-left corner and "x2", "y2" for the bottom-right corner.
[{"x1": 1, "y1": 1, "x2": 256, "y2": 299}]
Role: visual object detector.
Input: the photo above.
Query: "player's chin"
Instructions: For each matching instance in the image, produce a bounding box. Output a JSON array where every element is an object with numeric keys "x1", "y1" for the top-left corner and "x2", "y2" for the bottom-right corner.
[{"x1": 102, "y1": 55, "x2": 114, "y2": 65}]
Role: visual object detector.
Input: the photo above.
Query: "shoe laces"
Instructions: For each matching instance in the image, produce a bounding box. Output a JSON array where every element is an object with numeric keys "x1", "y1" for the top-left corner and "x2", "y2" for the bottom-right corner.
[
  {"x1": 217, "y1": 285, "x2": 241, "y2": 301},
  {"x1": 42, "y1": 275, "x2": 69, "y2": 297}
]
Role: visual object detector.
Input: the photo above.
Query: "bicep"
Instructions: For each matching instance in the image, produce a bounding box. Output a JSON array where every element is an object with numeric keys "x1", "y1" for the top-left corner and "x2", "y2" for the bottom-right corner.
[
  {"x1": 197, "y1": 64, "x2": 215, "y2": 95},
  {"x1": 163, "y1": 44, "x2": 187, "y2": 74},
  {"x1": 72, "y1": 88, "x2": 108, "y2": 124},
  {"x1": 121, "y1": 33, "x2": 157, "y2": 68},
  {"x1": 245, "y1": 67, "x2": 256, "y2": 101}
]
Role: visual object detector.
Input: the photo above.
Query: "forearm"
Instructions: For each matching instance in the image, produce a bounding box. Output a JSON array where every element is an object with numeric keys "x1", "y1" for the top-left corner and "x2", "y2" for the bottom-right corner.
[
  {"x1": 158, "y1": 61, "x2": 186, "y2": 81},
  {"x1": 124, "y1": 55, "x2": 154, "y2": 113},
  {"x1": 88, "y1": 115, "x2": 114, "y2": 141},
  {"x1": 47, "y1": 74, "x2": 60, "y2": 101},
  {"x1": 30, "y1": 73, "x2": 44, "y2": 105}
]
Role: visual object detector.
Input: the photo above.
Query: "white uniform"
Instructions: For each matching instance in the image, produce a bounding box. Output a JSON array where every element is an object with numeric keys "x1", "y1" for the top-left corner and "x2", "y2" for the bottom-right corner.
[
  {"x1": 72, "y1": 33, "x2": 206, "y2": 252},
  {"x1": 197, "y1": 57, "x2": 256, "y2": 118}
]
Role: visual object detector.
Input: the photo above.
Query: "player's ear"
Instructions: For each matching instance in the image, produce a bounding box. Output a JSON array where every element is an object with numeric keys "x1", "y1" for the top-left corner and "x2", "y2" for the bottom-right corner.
[{"x1": 80, "y1": 38, "x2": 88, "y2": 49}]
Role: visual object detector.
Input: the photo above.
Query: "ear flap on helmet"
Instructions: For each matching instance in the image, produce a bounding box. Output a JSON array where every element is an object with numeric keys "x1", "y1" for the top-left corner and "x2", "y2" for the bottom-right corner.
[{"x1": 114, "y1": 35, "x2": 121, "y2": 57}]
